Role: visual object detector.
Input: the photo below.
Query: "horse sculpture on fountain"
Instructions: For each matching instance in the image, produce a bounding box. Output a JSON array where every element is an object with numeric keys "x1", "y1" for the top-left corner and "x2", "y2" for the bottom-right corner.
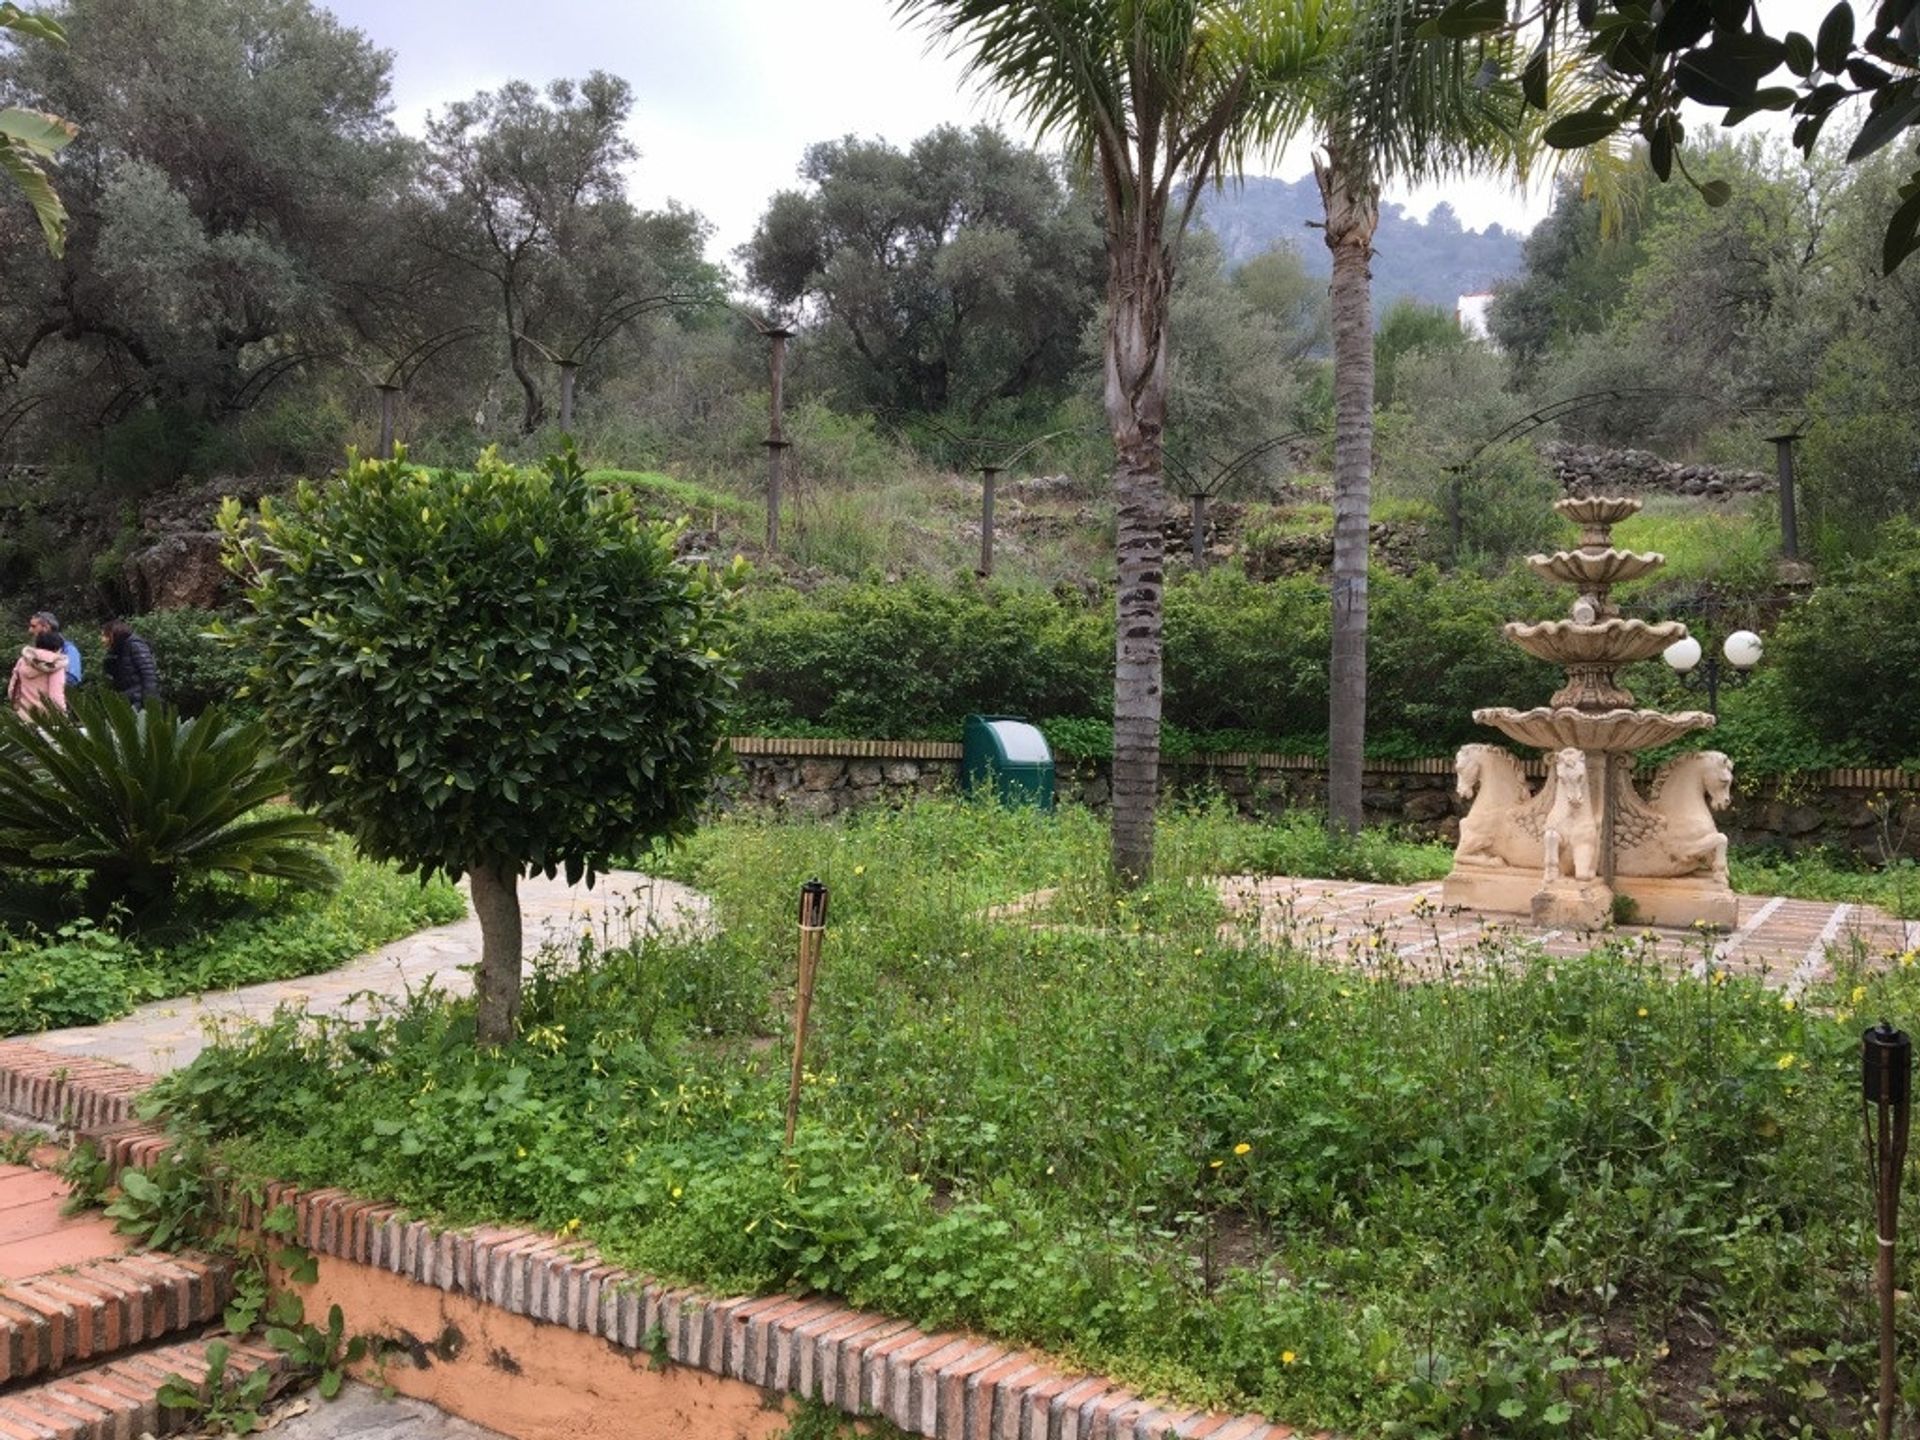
[
  {"x1": 1541, "y1": 748, "x2": 1601, "y2": 883},
  {"x1": 1615, "y1": 750, "x2": 1733, "y2": 883},
  {"x1": 1453, "y1": 743, "x2": 1550, "y2": 870}
]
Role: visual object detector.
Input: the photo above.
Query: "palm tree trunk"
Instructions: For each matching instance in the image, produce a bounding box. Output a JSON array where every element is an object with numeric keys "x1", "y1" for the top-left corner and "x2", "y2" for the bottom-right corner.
[
  {"x1": 1105, "y1": 236, "x2": 1174, "y2": 885},
  {"x1": 469, "y1": 861, "x2": 523, "y2": 1045},
  {"x1": 1316, "y1": 147, "x2": 1379, "y2": 838}
]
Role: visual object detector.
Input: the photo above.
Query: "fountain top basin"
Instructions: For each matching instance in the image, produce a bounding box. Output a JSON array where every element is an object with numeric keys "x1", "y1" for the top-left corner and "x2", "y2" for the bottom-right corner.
[
  {"x1": 1555, "y1": 495, "x2": 1642, "y2": 530},
  {"x1": 1473, "y1": 705, "x2": 1715, "y2": 753}
]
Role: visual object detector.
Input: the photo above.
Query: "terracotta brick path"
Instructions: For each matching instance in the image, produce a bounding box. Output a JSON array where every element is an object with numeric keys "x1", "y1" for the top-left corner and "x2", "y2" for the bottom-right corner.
[
  {"x1": 1220, "y1": 876, "x2": 1918, "y2": 990},
  {"x1": 0, "y1": 1163, "x2": 127, "y2": 1281}
]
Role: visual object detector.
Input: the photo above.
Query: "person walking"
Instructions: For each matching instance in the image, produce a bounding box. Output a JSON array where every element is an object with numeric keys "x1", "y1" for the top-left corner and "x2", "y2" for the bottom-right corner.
[
  {"x1": 100, "y1": 619, "x2": 162, "y2": 709},
  {"x1": 27, "y1": 611, "x2": 81, "y2": 687},
  {"x1": 8, "y1": 631, "x2": 68, "y2": 719}
]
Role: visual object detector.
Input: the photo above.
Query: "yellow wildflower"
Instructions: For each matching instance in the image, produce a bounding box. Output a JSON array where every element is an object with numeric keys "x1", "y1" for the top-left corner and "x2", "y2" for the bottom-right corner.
[
  {"x1": 1234, "y1": 1143, "x2": 1252, "y2": 1156},
  {"x1": 1282, "y1": 1351, "x2": 1298, "y2": 1365},
  {"x1": 1637, "y1": 1007, "x2": 1648, "y2": 1018},
  {"x1": 1776, "y1": 1053, "x2": 1796, "y2": 1070},
  {"x1": 1854, "y1": 985, "x2": 1869, "y2": 1004}
]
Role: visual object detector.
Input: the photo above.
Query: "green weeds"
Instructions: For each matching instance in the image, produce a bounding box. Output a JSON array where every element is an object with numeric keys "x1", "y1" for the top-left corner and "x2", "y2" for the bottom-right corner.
[
  {"x1": 151, "y1": 798, "x2": 1920, "y2": 1437},
  {"x1": 0, "y1": 841, "x2": 464, "y2": 1035}
]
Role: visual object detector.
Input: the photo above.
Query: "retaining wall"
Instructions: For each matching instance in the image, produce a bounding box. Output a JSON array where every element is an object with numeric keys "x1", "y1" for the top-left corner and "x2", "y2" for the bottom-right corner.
[
  {"x1": 0, "y1": 1042, "x2": 1313, "y2": 1440},
  {"x1": 720, "y1": 738, "x2": 1920, "y2": 858}
]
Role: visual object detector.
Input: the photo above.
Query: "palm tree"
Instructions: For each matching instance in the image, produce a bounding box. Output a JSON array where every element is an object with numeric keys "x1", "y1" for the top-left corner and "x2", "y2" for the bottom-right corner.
[
  {"x1": 1313, "y1": 8, "x2": 1525, "y2": 834},
  {"x1": 896, "y1": 0, "x2": 1330, "y2": 882},
  {"x1": 0, "y1": 4, "x2": 76, "y2": 256}
]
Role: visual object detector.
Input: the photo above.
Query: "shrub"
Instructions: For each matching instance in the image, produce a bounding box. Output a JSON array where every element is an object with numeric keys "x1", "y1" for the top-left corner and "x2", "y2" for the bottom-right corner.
[
  {"x1": 0, "y1": 690, "x2": 335, "y2": 924},
  {"x1": 223, "y1": 446, "x2": 737, "y2": 1043},
  {"x1": 729, "y1": 566, "x2": 1559, "y2": 756},
  {"x1": 1768, "y1": 520, "x2": 1920, "y2": 763},
  {"x1": 123, "y1": 608, "x2": 254, "y2": 718},
  {"x1": 731, "y1": 579, "x2": 1110, "y2": 737}
]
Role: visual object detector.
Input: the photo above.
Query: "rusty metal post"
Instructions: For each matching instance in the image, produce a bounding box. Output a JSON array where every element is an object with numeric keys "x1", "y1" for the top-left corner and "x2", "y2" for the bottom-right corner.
[
  {"x1": 1768, "y1": 433, "x2": 1801, "y2": 562},
  {"x1": 763, "y1": 327, "x2": 794, "y2": 554},
  {"x1": 783, "y1": 879, "x2": 830, "y2": 1149},
  {"x1": 375, "y1": 383, "x2": 400, "y2": 460},
  {"x1": 1864, "y1": 1022, "x2": 1911, "y2": 1440},
  {"x1": 979, "y1": 466, "x2": 1000, "y2": 577},
  {"x1": 558, "y1": 361, "x2": 580, "y2": 433}
]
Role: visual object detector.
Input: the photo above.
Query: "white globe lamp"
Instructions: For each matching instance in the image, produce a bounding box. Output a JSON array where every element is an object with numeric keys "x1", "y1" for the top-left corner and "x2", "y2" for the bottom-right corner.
[
  {"x1": 1723, "y1": 629, "x2": 1764, "y2": 670},
  {"x1": 1662, "y1": 635, "x2": 1703, "y2": 673}
]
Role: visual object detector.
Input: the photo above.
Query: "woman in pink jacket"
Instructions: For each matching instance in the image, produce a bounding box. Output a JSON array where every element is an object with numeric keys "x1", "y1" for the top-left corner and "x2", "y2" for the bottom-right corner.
[{"x1": 8, "y1": 632, "x2": 68, "y2": 719}]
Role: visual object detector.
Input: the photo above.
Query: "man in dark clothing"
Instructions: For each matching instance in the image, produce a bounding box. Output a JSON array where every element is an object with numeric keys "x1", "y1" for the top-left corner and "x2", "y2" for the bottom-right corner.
[{"x1": 100, "y1": 620, "x2": 162, "y2": 708}]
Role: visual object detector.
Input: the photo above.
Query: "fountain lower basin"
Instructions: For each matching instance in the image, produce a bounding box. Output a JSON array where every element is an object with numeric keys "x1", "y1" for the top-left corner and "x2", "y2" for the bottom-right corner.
[{"x1": 1472, "y1": 705, "x2": 1716, "y2": 753}]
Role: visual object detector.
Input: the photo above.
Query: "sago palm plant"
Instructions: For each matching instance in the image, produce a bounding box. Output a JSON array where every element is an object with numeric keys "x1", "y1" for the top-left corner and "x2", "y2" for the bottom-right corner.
[{"x1": 0, "y1": 689, "x2": 335, "y2": 922}]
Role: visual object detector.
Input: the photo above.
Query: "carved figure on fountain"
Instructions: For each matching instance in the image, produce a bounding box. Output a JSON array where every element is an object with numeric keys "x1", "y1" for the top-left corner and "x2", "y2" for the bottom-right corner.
[
  {"x1": 1541, "y1": 748, "x2": 1601, "y2": 883},
  {"x1": 1614, "y1": 751, "x2": 1733, "y2": 883},
  {"x1": 1453, "y1": 744, "x2": 1551, "y2": 870}
]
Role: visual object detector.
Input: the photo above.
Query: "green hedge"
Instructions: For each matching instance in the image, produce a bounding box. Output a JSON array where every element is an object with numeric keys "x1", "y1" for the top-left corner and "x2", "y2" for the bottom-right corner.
[
  {"x1": 726, "y1": 563, "x2": 1914, "y2": 774},
  {"x1": 731, "y1": 580, "x2": 1110, "y2": 738},
  {"x1": 730, "y1": 567, "x2": 1560, "y2": 755}
]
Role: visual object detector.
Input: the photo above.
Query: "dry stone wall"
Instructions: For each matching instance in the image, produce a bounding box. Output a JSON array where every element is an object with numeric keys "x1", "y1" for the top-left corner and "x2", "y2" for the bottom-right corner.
[
  {"x1": 721, "y1": 738, "x2": 1920, "y2": 859},
  {"x1": 1541, "y1": 441, "x2": 1770, "y2": 499}
]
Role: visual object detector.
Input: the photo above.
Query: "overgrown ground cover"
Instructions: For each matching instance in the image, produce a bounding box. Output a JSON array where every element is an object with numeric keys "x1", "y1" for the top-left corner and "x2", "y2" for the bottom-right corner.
[
  {"x1": 0, "y1": 839, "x2": 464, "y2": 1034},
  {"x1": 154, "y1": 799, "x2": 1918, "y2": 1437}
]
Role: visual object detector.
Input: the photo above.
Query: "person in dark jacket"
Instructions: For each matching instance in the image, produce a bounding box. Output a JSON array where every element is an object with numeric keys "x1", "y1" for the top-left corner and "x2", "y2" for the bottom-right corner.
[{"x1": 100, "y1": 620, "x2": 162, "y2": 709}]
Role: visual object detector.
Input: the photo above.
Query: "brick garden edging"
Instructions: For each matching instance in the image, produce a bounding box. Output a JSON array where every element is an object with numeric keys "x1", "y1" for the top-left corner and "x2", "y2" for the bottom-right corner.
[{"x1": 0, "y1": 1043, "x2": 1317, "y2": 1440}]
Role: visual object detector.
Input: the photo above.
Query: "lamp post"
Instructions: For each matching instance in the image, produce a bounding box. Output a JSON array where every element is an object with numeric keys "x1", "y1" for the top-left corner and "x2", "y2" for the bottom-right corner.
[
  {"x1": 1764, "y1": 429, "x2": 1803, "y2": 563},
  {"x1": 1662, "y1": 626, "x2": 1764, "y2": 717}
]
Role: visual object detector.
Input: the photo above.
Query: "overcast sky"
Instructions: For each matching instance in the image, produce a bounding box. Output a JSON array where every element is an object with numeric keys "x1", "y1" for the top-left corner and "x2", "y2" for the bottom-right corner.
[{"x1": 316, "y1": 0, "x2": 1830, "y2": 273}]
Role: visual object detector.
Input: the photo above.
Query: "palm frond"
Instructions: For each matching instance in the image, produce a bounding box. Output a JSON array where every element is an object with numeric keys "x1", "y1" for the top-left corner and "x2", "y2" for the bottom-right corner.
[{"x1": 0, "y1": 690, "x2": 335, "y2": 911}]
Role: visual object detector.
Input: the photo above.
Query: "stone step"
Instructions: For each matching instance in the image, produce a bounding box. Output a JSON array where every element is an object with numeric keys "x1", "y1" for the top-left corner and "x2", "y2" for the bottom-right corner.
[
  {"x1": 0, "y1": 1334, "x2": 282, "y2": 1439},
  {"x1": 0, "y1": 1252, "x2": 232, "y2": 1389}
]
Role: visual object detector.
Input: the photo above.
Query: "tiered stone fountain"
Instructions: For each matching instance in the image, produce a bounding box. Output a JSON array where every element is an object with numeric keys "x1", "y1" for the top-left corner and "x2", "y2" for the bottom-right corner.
[{"x1": 1441, "y1": 496, "x2": 1738, "y2": 929}]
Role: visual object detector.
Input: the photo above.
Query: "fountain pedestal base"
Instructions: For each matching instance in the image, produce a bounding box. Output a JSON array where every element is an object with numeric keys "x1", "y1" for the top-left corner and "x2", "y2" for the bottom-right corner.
[
  {"x1": 1609, "y1": 875, "x2": 1738, "y2": 929},
  {"x1": 1531, "y1": 878, "x2": 1613, "y2": 930},
  {"x1": 1443, "y1": 863, "x2": 1738, "y2": 929}
]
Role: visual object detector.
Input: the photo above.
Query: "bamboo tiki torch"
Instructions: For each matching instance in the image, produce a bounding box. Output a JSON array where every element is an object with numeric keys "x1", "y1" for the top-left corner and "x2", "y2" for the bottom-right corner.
[
  {"x1": 1865, "y1": 1020, "x2": 1912, "y2": 1440},
  {"x1": 784, "y1": 879, "x2": 830, "y2": 1149}
]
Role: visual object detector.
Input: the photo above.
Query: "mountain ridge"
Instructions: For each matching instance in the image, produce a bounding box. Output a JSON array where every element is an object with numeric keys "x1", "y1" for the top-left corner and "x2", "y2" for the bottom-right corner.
[{"x1": 1195, "y1": 174, "x2": 1525, "y2": 313}]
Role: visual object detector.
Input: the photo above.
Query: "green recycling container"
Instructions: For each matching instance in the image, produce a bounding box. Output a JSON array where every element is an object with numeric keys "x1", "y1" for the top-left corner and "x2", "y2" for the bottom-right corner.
[{"x1": 962, "y1": 714, "x2": 1055, "y2": 810}]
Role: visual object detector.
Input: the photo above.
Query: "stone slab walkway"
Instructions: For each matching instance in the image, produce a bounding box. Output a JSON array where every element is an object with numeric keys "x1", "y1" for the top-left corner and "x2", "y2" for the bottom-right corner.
[
  {"x1": 1220, "y1": 875, "x2": 1918, "y2": 990},
  {"x1": 268, "y1": 1384, "x2": 509, "y2": 1440},
  {"x1": 31, "y1": 871, "x2": 707, "y2": 1076}
]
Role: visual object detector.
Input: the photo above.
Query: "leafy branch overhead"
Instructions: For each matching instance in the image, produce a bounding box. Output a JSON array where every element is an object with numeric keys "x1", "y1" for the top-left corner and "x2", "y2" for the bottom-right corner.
[
  {"x1": 1421, "y1": 0, "x2": 1920, "y2": 272},
  {"x1": 0, "y1": 3, "x2": 76, "y2": 255}
]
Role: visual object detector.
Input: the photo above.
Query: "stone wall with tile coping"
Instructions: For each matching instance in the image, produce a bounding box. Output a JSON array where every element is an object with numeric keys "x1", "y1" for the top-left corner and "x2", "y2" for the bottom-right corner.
[
  {"x1": 0, "y1": 1043, "x2": 1313, "y2": 1440},
  {"x1": 721, "y1": 738, "x2": 1920, "y2": 857}
]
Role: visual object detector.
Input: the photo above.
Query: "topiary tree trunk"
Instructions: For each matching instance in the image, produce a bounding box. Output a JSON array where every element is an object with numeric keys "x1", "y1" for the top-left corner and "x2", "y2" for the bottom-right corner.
[{"x1": 467, "y1": 862, "x2": 523, "y2": 1045}]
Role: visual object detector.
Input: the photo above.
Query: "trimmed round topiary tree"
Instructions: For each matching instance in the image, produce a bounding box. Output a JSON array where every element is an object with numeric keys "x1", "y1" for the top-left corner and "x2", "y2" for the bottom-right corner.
[{"x1": 220, "y1": 446, "x2": 737, "y2": 1043}]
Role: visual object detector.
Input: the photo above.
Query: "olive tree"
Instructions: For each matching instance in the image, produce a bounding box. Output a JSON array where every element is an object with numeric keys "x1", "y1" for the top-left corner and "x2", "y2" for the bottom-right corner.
[{"x1": 221, "y1": 447, "x2": 737, "y2": 1044}]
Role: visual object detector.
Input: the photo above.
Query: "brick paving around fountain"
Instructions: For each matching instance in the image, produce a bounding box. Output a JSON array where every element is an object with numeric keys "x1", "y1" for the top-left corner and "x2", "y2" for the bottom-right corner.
[{"x1": 1219, "y1": 876, "x2": 1915, "y2": 991}]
